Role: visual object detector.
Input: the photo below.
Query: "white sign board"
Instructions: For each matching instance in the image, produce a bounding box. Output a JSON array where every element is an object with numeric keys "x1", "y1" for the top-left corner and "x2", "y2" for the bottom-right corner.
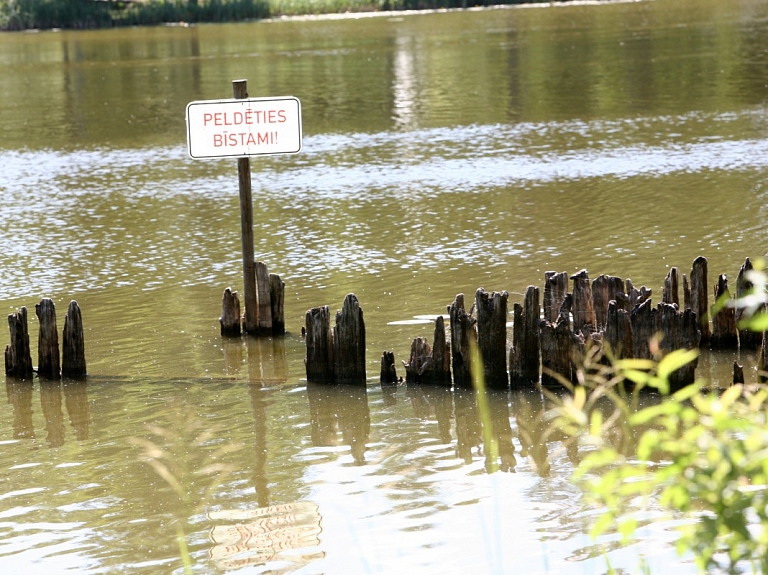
[{"x1": 186, "y1": 96, "x2": 302, "y2": 159}]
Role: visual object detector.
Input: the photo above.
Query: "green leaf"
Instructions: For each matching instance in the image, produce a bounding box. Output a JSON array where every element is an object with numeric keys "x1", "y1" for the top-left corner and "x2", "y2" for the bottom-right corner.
[{"x1": 657, "y1": 349, "x2": 699, "y2": 383}]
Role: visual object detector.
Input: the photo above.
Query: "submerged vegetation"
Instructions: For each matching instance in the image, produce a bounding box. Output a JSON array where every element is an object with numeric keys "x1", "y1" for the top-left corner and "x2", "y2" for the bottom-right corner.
[{"x1": 0, "y1": 0, "x2": 560, "y2": 31}]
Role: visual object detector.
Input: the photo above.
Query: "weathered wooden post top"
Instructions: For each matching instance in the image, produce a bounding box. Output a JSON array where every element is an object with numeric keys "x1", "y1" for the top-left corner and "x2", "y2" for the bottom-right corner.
[{"x1": 186, "y1": 80, "x2": 302, "y2": 335}]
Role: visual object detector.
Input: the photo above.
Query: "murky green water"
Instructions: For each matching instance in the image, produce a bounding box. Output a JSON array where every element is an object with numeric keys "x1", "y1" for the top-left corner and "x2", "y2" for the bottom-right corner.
[{"x1": 2, "y1": 0, "x2": 768, "y2": 572}]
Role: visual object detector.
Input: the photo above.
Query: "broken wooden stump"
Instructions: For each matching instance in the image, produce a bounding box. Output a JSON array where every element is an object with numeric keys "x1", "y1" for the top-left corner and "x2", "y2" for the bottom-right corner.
[
  {"x1": 604, "y1": 300, "x2": 633, "y2": 359},
  {"x1": 5, "y1": 307, "x2": 33, "y2": 380},
  {"x1": 540, "y1": 295, "x2": 575, "y2": 386},
  {"x1": 592, "y1": 274, "x2": 624, "y2": 330},
  {"x1": 333, "y1": 294, "x2": 366, "y2": 385},
  {"x1": 626, "y1": 279, "x2": 652, "y2": 311},
  {"x1": 662, "y1": 267, "x2": 680, "y2": 306},
  {"x1": 35, "y1": 298, "x2": 60, "y2": 379},
  {"x1": 710, "y1": 274, "x2": 737, "y2": 349},
  {"x1": 543, "y1": 271, "x2": 568, "y2": 323},
  {"x1": 475, "y1": 288, "x2": 509, "y2": 390},
  {"x1": 220, "y1": 288, "x2": 242, "y2": 337},
  {"x1": 403, "y1": 337, "x2": 431, "y2": 384},
  {"x1": 255, "y1": 261, "x2": 272, "y2": 335},
  {"x1": 62, "y1": 301, "x2": 87, "y2": 379},
  {"x1": 269, "y1": 273, "x2": 285, "y2": 335},
  {"x1": 689, "y1": 256, "x2": 710, "y2": 345},
  {"x1": 448, "y1": 294, "x2": 476, "y2": 389},
  {"x1": 379, "y1": 351, "x2": 397, "y2": 385},
  {"x1": 509, "y1": 285, "x2": 540, "y2": 387},
  {"x1": 570, "y1": 270, "x2": 596, "y2": 334},
  {"x1": 736, "y1": 258, "x2": 763, "y2": 350},
  {"x1": 630, "y1": 298, "x2": 657, "y2": 360},
  {"x1": 305, "y1": 305, "x2": 333, "y2": 384},
  {"x1": 404, "y1": 316, "x2": 452, "y2": 386},
  {"x1": 658, "y1": 302, "x2": 700, "y2": 391}
]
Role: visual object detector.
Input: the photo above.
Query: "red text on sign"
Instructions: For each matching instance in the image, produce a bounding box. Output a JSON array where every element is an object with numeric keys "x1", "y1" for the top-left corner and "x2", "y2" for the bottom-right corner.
[{"x1": 203, "y1": 110, "x2": 287, "y2": 127}]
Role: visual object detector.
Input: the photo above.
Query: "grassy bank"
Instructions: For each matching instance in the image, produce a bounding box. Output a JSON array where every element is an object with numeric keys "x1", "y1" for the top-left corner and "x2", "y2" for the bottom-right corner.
[{"x1": 0, "y1": 0, "x2": 550, "y2": 31}]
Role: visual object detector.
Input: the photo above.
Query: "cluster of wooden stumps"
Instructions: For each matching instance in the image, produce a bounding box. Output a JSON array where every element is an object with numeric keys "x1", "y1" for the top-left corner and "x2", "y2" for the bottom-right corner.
[
  {"x1": 219, "y1": 261, "x2": 286, "y2": 337},
  {"x1": 5, "y1": 299, "x2": 87, "y2": 380},
  {"x1": 305, "y1": 256, "x2": 768, "y2": 391}
]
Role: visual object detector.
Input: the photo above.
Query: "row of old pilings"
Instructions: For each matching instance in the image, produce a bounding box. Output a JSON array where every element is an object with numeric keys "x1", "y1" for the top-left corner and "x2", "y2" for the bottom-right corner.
[
  {"x1": 304, "y1": 256, "x2": 768, "y2": 391},
  {"x1": 5, "y1": 299, "x2": 87, "y2": 380}
]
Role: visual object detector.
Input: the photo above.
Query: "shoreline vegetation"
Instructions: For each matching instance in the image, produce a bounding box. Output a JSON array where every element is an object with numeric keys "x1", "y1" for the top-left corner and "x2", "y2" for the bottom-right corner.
[{"x1": 0, "y1": 0, "x2": 590, "y2": 32}]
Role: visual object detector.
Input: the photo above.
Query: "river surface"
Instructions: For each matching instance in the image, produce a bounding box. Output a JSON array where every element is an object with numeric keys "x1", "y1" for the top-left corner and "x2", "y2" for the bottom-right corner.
[{"x1": 2, "y1": 0, "x2": 768, "y2": 572}]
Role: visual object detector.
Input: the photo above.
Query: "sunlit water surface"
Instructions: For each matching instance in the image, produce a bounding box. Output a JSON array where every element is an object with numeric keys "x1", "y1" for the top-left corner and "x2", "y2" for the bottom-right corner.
[{"x1": 2, "y1": 0, "x2": 768, "y2": 572}]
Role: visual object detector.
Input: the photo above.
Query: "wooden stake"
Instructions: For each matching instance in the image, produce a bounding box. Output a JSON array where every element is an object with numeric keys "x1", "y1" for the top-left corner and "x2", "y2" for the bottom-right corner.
[
  {"x1": 5, "y1": 307, "x2": 33, "y2": 380},
  {"x1": 689, "y1": 256, "x2": 710, "y2": 345},
  {"x1": 448, "y1": 294, "x2": 476, "y2": 389},
  {"x1": 475, "y1": 288, "x2": 509, "y2": 390},
  {"x1": 305, "y1": 305, "x2": 333, "y2": 384},
  {"x1": 220, "y1": 287, "x2": 242, "y2": 337},
  {"x1": 333, "y1": 294, "x2": 366, "y2": 385},
  {"x1": 62, "y1": 301, "x2": 86, "y2": 379},
  {"x1": 269, "y1": 273, "x2": 285, "y2": 335},
  {"x1": 36, "y1": 298, "x2": 60, "y2": 379},
  {"x1": 510, "y1": 285, "x2": 540, "y2": 387}
]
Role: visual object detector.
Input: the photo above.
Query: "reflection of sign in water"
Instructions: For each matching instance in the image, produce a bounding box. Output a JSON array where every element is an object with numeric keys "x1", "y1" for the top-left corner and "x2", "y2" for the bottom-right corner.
[{"x1": 208, "y1": 501, "x2": 323, "y2": 571}]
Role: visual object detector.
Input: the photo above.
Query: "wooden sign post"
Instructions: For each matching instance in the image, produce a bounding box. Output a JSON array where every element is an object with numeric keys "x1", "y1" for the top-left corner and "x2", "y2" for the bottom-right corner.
[{"x1": 186, "y1": 80, "x2": 302, "y2": 334}]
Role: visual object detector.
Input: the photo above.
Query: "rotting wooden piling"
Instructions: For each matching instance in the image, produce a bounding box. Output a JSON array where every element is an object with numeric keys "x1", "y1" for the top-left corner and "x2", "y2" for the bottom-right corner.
[
  {"x1": 305, "y1": 305, "x2": 333, "y2": 384},
  {"x1": 539, "y1": 294, "x2": 575, "y2": 386},
  {"x1": 570, "y1": 270, "x2": 596, "y2": 335},
  {"x1": 592, "y1": 274, "x2": 624, "y2": 330},
  {"x1": 605, "y1": 300, "x2": 633, "y2": 359},
  {"x1": 36, "y1": 298, "x2": 60, "y2": 379},
  {"x1": 404, "y1": 316, "x2": 451, "y2": 386},
  {"x1": 379, "y1": 351, "x2": 397, "y2": 385},
  {"x1": 255, "y1": 261, "x2": 272, "y2": 335},
  {"x1": 760, "y1": 332, "x2": 768, "y2": 384},
  {"x1": 220, "y1": 288, "x2": 242, "y2": 337},
  {"x1": 333, "y1": 294, "x2": 366, "y2": 386},
  {"x1": 269, "y1": 273, "x2": 285, "y2": 335},
  {"x1": 689, "y1": 256, "x2": 710, "y2": 345},
  {"x1": 658, "y1": 303, "x2": 700, "y2": 391},
  {"x1": 733, "y1": 361, "x2": 744, "y2": 385},
  {"x1": 5, "y1": 307, "x2": 33, "y2": 380},
  {"x1": 448, "y1": 294, "x2": 476, "y2": 389},
  {"x1": 736, "y1": 258, "x2": 763, "y2": 350},
  {"x1": 62, "y1": 301, "x2": 86, "y2": 379},
  {"x1": 662, "y1": 267, "x2": 680, "y2": 306},
  {"x1": 543, "y1": 271, "x2": 568, "y2": 323},
  {"x1": 630, "y1": 298, "x2": 656, "y2": 360},
  {"x1": 509, "y1": 285, "x2": 540, "y2": 387},
  {"x1": 475, "y1": 288, "x2": 509, "y2": 390},
  {"x1": 710, "y1": 274, "x2": 737, "y2": 348}
]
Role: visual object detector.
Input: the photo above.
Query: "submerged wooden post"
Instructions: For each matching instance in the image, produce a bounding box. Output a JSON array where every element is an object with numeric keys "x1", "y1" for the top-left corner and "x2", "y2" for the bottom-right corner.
[
  {"x1": 305, "y1": 305, "x2": 333, "y2": 383},
  {"x1": 689, "y1": 256, "x2": 710, "y2": 345},
  {"x1": 333, "y1": 294, "x2": 366, "y2": 385},
  {"x1": 220, "y1": 288, "x2": 242, "y2": 337},
  {"x1": 36, "y1": 298, "x2": 60, "y2": 379},
  {"x1": 403, "y1": 337, "x2": 431, "y2": 384},
  {"x1": 760, "y1": 332, "x2": 768, "y2": 384},
  {"x1": 509, "y1": 285, "x2": 540, "y2": 387},
  {"x1": 62, "y1": 301, "x2": 86, "y2": 379},
  {"x1": 269, "y1": 273, "x2": 285, "y2": 335},
  {"x1": 5, "y1": 307, "x2": 33, "y2": 380},
  {"x1": 710, "y1": 274, "x2": 737, "y2": 348},
  {"x1": 448, "y1": 294, "x2": 476, "y2": 389},
  {"x1": 543, "y1": 271, "x2": 568, "y2": 323},
  {"x1": 255, "y1": 261, "x2": 272, "y2": 335},
  {"x1": 475, "y1": 288, "x2": 509, "y2": 390},
  {"x1": 233, "y1": 79, "x2": 259, "y2": 335}
]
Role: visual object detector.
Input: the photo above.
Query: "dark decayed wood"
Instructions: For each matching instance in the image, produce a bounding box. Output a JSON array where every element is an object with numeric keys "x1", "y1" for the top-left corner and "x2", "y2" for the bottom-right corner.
[
  {"x1": 36, "y1": 298, "x2": 60, "y2": 379},
  {"x1": 62, "y1": 301, "x2": 87, "y2": 379}
]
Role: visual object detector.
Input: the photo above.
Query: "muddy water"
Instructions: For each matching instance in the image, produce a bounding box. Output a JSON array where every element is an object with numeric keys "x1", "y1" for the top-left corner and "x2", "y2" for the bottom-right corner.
[{"x1": 2, "y1": 0, "x2": 768, "y2": 572}]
